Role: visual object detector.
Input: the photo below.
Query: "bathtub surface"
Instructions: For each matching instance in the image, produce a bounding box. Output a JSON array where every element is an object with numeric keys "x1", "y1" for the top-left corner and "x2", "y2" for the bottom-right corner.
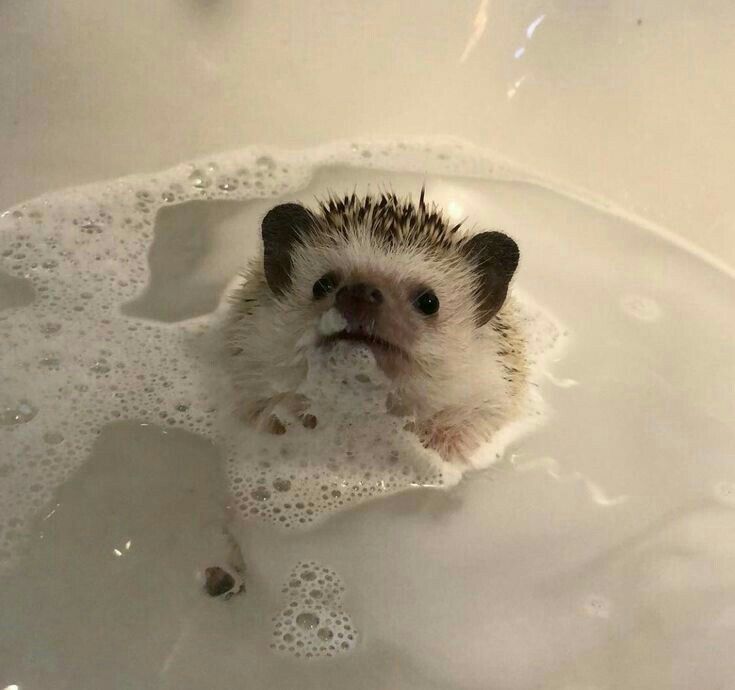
[{"x1": 1, "y1": 0, "x2": 734, "y2": 264}]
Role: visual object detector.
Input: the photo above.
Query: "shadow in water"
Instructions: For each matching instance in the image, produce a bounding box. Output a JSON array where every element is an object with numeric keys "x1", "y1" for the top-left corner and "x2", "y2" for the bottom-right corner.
[
  {"x1": 123, "y1": 199, "x2": 266, "y2": 323},
  {"x1": 0, "y1": 270, "x2": 34, "y2": 312}
]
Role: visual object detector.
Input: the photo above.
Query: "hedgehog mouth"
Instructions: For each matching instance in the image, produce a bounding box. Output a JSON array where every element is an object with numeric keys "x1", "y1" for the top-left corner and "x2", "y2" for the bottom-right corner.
[{"x1": 322, "y1": 330, "x2": 409, "y2": 360}]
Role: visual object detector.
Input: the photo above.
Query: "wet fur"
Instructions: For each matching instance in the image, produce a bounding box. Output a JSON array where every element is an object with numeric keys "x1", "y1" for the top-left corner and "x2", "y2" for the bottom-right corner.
[{"x1": 226, "y1": 192, "x2": 527, "y2": 464}]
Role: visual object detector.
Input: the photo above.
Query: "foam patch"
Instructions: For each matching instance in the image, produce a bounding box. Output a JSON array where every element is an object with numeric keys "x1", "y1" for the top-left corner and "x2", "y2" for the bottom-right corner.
[
  {"x1": 0, "y1": 139, "x2": 563, "y2": 569},
  {"x1": 271, "y1": 561, "x2": 357, "y2": 659}
]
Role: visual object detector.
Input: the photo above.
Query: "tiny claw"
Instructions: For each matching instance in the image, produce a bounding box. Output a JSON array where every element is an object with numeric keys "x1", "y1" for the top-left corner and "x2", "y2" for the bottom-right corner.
[
  {"x1": 267, "y1": 415, "x2": 287, "y2": 435},
  {"x1": 300, "y1": 413, "x2": 318, "y2": 429}
]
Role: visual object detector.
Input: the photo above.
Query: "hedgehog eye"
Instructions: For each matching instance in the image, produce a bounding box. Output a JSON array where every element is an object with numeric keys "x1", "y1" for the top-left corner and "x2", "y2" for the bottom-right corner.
[
  {"x1": 312, "y1": 272, "x2": 338, "y2": 300},
  {"x1": 413, "y1": 289, "x2": 439, "y2": 316}
]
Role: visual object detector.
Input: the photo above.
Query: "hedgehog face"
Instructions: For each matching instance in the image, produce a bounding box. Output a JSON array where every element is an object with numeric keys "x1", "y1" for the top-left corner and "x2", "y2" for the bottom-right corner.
[
  {"x1": 288, "y1": 240, "x2": 474, "y2": 379},
  {"x1": 259, "y1": 195, "x2": 519, "y2": 381}
]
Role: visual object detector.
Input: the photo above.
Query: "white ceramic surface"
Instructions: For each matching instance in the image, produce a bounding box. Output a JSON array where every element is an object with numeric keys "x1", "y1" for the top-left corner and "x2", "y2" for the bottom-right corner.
[{"x1": 1, "y1": 0, "x2": 733, "y2": 264}]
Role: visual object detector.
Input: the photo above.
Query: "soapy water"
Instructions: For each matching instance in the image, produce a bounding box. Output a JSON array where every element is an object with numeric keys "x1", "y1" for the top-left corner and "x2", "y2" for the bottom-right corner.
[
  {"x1": 0, "y1": 138, "x2": 563, "y2": 570},
  {"x1": 219, "y1": 306, "x2": 557, "y2": 531},
  {"x1": 1, "y1": 138, "x2": 734, "y2": 687},
  {"x1": 221, "y1": 343, "x2": 449, "y2": 530},
  {"x1": 271, "y1": 561, "x2": 357, "y2": 659}
]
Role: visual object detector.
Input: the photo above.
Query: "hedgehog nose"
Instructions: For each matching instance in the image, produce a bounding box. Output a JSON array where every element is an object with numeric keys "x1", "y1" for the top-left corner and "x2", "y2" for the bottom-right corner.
[
  {"x1": 336, "y1": 283, "x2": 383, "y2": 305},
  {"x1": 335, "y1": 283, "x2": 383, "y2": 325}
]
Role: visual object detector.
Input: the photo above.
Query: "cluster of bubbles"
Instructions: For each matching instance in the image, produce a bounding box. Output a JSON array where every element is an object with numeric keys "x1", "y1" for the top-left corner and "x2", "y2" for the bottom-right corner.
[
  {"x1": 220, "y1": 343, "x2": 451, "y2": 529},
  {"x1": 0, "y1": 137, "x2": 562, "y2": 569},
  {"x1": 271, "y1": 561, "x2": 357, "y2": 659}
]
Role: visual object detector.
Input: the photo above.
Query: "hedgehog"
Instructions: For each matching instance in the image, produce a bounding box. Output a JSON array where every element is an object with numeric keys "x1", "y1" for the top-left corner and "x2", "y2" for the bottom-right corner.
[{"x1": 225, "y1": 191, "x2": 527, "y2": 464}]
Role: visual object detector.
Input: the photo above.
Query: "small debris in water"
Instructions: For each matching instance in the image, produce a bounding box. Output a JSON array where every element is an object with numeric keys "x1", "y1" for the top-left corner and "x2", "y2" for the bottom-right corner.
[
  {"x1": 202, "y1": 524, "x2": 247, "y2": 599},
  {"x1": 204, "y1": 566, "x2": 241, "y2": 598}
]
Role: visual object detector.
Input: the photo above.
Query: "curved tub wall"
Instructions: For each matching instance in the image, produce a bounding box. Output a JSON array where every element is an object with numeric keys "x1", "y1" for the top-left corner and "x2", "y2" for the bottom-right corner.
[{"x1": 1, "y1": 0, "x2": 733, "y2": 265}]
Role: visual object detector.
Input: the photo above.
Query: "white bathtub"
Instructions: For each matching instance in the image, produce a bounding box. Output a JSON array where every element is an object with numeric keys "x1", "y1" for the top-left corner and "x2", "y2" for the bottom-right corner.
[
  {"x1": 1, "y1": 2, "x2": 734, "y2": 689},
  {"x1": 1, "y1": 0, "x2": 733, "y2": 265}
]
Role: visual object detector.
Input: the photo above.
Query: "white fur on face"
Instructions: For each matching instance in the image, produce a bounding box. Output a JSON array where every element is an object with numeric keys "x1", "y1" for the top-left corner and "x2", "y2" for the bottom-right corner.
[
  {"x1": 226, "y1": 218, "x2": 526, "y2": 463},
  {"x1": 286, "y1": 230, "x2": 481, "y2": 371}
]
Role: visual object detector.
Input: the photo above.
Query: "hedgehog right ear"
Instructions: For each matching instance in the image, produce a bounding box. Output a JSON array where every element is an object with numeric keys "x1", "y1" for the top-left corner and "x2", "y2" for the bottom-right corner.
[
  {"x1": 261, "y1": 203, "x2": 314, "y2": 296},
  {"x1": 462, "y1": 231, "x2": 519, "y2": 326}
]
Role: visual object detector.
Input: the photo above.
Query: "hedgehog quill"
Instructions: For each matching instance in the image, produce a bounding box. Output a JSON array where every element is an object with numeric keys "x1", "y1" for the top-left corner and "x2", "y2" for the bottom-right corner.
[{"x1": 226, "y1": 191, "x2": 527, "y2": 463}]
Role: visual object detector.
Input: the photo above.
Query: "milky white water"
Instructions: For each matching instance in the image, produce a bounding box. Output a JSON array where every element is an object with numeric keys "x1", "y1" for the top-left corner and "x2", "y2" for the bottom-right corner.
[{"x1": 1, "y1": 139, "x2": 734, "y2": 689}]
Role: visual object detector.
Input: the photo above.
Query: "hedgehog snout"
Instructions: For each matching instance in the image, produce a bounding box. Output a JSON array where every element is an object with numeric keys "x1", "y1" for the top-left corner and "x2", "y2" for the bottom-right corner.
[{"x1": 335, "y1": 282, "x2": 383, "y2": 332}]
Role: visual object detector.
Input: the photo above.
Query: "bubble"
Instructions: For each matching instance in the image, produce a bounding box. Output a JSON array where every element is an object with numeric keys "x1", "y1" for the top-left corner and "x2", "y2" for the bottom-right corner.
[
  {"x1": 90, "y1": 361, "x2": 111, "y2": 374},
  {"x1": 251, "y1": 486, "x2": 271, "y2": 501},
  {"x1": 43, "y1": 431, "x2": 64, "y2": 445},
  {"x1": 217, "y1": 177, "x2": 238, "y2": 192},
  {"x1": 296, "y1": 612, "x2": 320, "y2": 630},
  {"x1": 39, "y1": 322, "x2": 61, "y2": 335},
  {"x1": 0, "y1": 401, "x2": 38, "y2": 427},
  {"x1": 256, "y1": 156, "x2": 276, "y2": 169},
  {"x1": 188, "y1": 169, "x2": 211, "y2": 189},
  {"x1": 317, "y1": 627, "x2": 333, "y2": 641},
  {"x1": 273, "y1": 478, "x2": 291, "y2": 492}
]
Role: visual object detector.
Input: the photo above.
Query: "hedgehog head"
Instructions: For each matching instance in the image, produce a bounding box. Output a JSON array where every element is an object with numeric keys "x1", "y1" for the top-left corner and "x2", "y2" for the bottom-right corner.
[{"x1": 257, "y1": 191, "x2": 519, "y2": 380}]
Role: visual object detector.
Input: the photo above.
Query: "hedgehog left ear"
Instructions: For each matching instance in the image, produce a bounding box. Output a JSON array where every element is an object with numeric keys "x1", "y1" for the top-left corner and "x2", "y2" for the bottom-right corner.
[
  {"x1": 462, "y1": 231, "x2": 519, "y2": 326},
  {"x1": 261, "y1": 203, "x2": 314, "y2": 296}
]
